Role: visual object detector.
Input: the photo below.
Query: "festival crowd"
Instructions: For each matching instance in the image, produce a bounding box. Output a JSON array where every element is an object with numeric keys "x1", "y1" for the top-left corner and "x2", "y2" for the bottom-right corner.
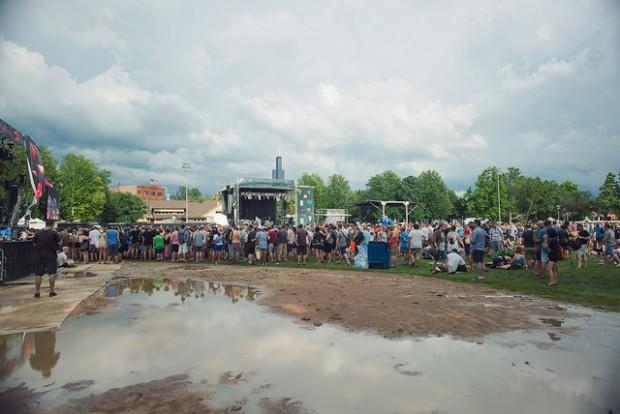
[{"x1": 26, "y1": 218, "x2": 620, "y2": 298}]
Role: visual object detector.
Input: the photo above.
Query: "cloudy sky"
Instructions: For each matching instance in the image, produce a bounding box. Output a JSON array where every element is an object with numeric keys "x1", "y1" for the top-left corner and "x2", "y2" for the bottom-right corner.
[{"x1": 1, "y1": 0, "x2": 618, "y2": 195}]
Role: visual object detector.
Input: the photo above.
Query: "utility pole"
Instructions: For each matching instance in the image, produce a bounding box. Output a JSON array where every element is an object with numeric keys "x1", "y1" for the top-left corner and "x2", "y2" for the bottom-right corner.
[
  {"x1": 497, "y1": 171, "x2": 501, "y2": 223},
  {"x1": 182, "y1": 162, "x2": 191, "y2": 223}
]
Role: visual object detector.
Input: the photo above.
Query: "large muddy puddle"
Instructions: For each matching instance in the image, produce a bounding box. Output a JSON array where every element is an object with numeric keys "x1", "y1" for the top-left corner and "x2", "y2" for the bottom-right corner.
[{"x1": 1, "y1": 277, "x2": 618, "y2": 413}]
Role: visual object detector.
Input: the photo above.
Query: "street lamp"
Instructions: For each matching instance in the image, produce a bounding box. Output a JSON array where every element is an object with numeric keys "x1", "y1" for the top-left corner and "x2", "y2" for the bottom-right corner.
[
  {"x1": 556, "y1": 205, "x2": 561, "y2": 222},
  {"x1": 182, "y1": 162, "x2": 191, "y2": 223}
]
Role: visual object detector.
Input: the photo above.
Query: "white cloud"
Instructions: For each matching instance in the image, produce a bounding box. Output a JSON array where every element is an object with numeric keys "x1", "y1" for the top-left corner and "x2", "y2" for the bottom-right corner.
[{"x1": 0, "y1": 0, "x2": 618, "y2": 194}]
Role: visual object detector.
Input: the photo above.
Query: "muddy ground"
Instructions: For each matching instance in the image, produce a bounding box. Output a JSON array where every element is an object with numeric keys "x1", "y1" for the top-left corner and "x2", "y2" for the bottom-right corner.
[{"x1": 114, "y1": 262, "x2": 569, "y2": 339}]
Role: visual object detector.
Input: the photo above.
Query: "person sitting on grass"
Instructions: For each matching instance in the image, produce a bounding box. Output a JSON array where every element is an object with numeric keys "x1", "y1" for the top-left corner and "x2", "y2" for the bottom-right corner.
[
  {"x1": 433, "y1": 249, "x2": 468, "y2": 274},
  {"x1": 492, "y1": 247, "x2": 525, "y2": 270},
  {"x1": 57, "y1": 246, "x2": 76, "y2": 269}
]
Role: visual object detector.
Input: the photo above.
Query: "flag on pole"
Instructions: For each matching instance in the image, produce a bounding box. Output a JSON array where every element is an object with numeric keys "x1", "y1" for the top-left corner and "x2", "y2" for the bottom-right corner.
[{"x1": 150, "y1": 178, "x2": 160, "y2": 185}]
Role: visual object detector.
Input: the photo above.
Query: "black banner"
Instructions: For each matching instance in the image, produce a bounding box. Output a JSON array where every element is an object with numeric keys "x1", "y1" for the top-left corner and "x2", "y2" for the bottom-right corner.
[{"x1": 0, "y1": 118, "x2": 55, "y2": 202}]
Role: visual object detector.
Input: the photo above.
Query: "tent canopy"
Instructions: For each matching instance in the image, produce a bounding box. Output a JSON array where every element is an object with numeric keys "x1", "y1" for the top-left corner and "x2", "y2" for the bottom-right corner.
[{"x1": 352, "y1": 200, "x2": 418, "y2": 223}]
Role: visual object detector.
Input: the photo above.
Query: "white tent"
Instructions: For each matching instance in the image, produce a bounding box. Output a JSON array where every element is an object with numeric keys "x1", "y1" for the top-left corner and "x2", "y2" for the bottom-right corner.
[{"x1": 17, "y1": 217, "x2": 46, "y2": 229}]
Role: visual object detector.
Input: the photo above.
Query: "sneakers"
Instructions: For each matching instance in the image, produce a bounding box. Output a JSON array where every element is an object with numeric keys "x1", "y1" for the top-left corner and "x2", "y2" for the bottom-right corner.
[
  {"x1": 49, "y1": 291, "x2": 58, "y2": 297},
  {"x1": 34, "y1": 292, "x2": 40, "y2": 299}
]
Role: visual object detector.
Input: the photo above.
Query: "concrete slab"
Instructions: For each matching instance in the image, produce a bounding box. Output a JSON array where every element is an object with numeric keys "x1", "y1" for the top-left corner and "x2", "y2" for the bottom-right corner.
[{"x1": 0, "y1": 264, "x2": 119, "y2": 334}]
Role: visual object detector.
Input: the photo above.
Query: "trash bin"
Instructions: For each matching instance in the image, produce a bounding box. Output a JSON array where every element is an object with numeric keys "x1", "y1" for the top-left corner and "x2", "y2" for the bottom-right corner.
[{"x1": 368, "y1": 241, "x2": 391, "y2": 269}]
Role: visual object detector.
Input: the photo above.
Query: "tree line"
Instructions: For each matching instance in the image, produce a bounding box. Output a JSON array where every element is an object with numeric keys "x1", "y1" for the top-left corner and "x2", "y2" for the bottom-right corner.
[
  {"x1": 299, "y1": 168, "x2": 620, "y2": 222},
  {"x1": 1, "y1": 146, "x2": 618, "y2": 224}
]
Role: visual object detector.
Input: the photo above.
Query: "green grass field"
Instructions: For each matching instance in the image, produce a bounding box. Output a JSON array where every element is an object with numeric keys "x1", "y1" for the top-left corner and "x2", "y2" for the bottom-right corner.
[{"x1": 242, "y1": 255, "x2": 620, "y2": 312}]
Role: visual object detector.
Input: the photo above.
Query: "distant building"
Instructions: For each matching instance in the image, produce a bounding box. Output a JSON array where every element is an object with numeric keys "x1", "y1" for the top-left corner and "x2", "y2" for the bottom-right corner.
[
  {"x1": 272, "y1": 155, "x2": 285, "y2": 180},
  {"x1": 113, "y1": 184, "x2": 166, "y2": 201},
  {"x1": 141, "y1": 199, "x2": 222, "y2": 223}
]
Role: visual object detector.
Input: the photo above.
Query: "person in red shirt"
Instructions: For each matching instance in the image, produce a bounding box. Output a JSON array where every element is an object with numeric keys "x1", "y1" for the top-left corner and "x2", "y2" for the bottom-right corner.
[
  {"x1": 388, "y1": 227, "x2": 400, "y2": 267},
  {"x1": 267, "y1": 226, "x2": 278, "y2": 262}
]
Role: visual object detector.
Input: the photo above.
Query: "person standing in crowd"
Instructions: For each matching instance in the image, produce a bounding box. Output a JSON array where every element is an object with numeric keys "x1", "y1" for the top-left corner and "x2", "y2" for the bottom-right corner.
[
  {"x1": 245, "y1": 226, "x2": 257, "y2": 265},
  {"x1": 547, "y1": 228, "x2": 561, "y2": 285},
  {"x1": 276, "y1": 225, "x2": 288, "y2": 263},
  {"x1": 88, "y1": 225, "x2": 100, "y2": 263},
  {"x1": 336, "y1": 224, "x2": 350, "y2": 265},
  {"x1": 409, "y1": 223, "x2": 424, "y2": 267},
  {"x1": 170, "y1": 227, "x2": 180, "y2": 262},
  {"x1": 399, "y1": 226, "x2": 410, "y2": 266},
  {"x1": 603, "y1": 223, "x2": 620, "y2": 265},
  {"x1": 267, "y1": 226, "x2": 277, "y2": 262},
  {"x1": 521, "y1": 224, "x2": 536, "y2": 272},
  {"x1": 78, "y1": 229, "x2": 89, "y2": 264},
  {"x1": 106, "y1": 226, "x2": 120, "y2": 264},
  {"x1": 32, "y1": 221, "x2": 61, "y2": 298},
  {"x1": 178, "y1": 225, "x2": 189, "y2": 262},
  {"x1": 575, "y1": 223, "x2": 590, "y2": 268},
  {"x1": 538, "y1": 220, "x2": 552, "y2": 278},
  {"x1": 489, "y1": 222, "x2": 503, "y2": 254},
  {"x1": 296, "y1": 224, "x2": 309, "y2": 265},
  {"x1": 98, "y1": 226, "x2": 108, "y2": 264},
  {"x1": 193, "y1": 226, "x2": 206, "y2": 261},
  {"x1": 256, "y1": 227, "x2": 268, "y2": 265},
  {"x1": 154, "y1": 230, "x2": 164, "y2": 261},
  {"x1": 470, "y1": 220, "x2": 486, "y2": 280},
  {"x1": 212, "y1": 228, "x2": 223, "y2": 264},
  {"x1": 312, "y1": 226, "x2": 324, "y2": 264},
  {"x1": 231, "y1": 226, "x2": 242, "y2": 263},
  {"x1": 388, "y1": 227, "x2": 399, "y2": 267}
]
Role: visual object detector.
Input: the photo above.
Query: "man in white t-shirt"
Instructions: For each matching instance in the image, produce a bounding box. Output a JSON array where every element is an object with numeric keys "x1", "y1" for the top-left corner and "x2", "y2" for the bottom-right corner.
[
  {"x1": 446, "y1": 249, "x2": 467, "y2": 274},
  {"x1": 409, "y1": 223, "x2": 425, "y2": 267},
  {"x1": 88, "y1": 227, "x2": 101, "y2": 262}
]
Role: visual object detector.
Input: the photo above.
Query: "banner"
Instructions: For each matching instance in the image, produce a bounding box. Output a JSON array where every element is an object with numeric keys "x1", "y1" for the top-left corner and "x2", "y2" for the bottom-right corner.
[
  {"x1": 0, "y1": 118, "x2": 55, "y2": 202},
  {"x1": 46, "y1": 187, "x2": 60, "y2": 221}
]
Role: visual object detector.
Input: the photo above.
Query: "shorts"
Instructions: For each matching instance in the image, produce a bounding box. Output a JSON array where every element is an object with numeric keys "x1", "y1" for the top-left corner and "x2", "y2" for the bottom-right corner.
[
  {"x1": 323, "y1": 243, "x2": 333, "y2": 253},
  {"x1": 171, "y1": 244, "x2": 179, "y2": 253},
  {"x1": 605, "y1": 243, "x2": 615, "y2": 256},
  {"x1": 179, "y1": 243, "x2": 188, "y2": 254},
  {"x1": 155, "y1": 248, "x2": 164, "y2": 254},
  {"x1": 131, "y1": 242, "x2": 140, "y2": 249},
  {"x1": 576, "y1": 244, "x2": 587, "y2": 256},
  {"x1": 108, "y1": 245, "x2": 118, "y2": 255},
  {"x1": 339, "y1": 246, "x2": 347, "y2": 254},
  {"x1": 268, "y1": 243, "x2": 275, "y2": 252},
  {"x1": 36, "y1": 258, "x2": 57, "y2": 276},
  {"x1": 438, "y1": 250, "x2": 447, "y2": 260},
  {"x1": 276, "y1": 244, "x2": 287, "y2": 257},
  {"x1": 287, "y1": 244, "x2": 294, "y2": 253},
  {"x1": 89, "y1": 244, "x2": 98, "y2": 253},
  {"x1": 214, "y1": 244, "x2": 223, "y2": 252},
  {"x1": 412, "y1": 248, "x2": 422, "y2": 259},
  {"x1": 464, "y1": 244, "x2": 471, "y2": 255},
  {"x1": 297, "y1": 245, "x2": 308, "y2": 256},
  {"x1": 472, "y1": 249, "x2": 485, "y2": 264},
  {"x1": 492, "y1": 240, "x2": 502, "y2": 251},
  {"x1": 540, "y1": 249, "x2": 549, "y2": 263},
  {"x1": 400, "y1": 246, "x2": 409, "y2": 255}
]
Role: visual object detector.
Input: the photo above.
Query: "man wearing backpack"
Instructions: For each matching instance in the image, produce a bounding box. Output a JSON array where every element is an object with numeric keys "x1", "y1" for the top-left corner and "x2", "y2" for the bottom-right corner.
[{"x1": 179, "y1": 225, "x2": 189, "y2": 262}]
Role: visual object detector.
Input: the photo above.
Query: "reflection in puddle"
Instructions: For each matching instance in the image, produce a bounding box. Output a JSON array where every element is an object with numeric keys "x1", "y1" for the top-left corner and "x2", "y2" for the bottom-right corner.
[
  {"x1": 104, "y1": 278, "x2": 260, "y2": 304},
  {"x1": 0, "y1": 278, "x2": 618, "y2": 414}
]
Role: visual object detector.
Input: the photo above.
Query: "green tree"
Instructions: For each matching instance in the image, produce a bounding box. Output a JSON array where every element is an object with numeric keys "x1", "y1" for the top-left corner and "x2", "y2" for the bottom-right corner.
[
  {"x1": 172, "y1": 186, "x2": 204, "y2": 202},
  {"x1": 298, "y1": 173, "x2": 327, "y2": 209},
  {"x1": 325, "y1": 174, "x2": 352, "y2": 209},
  {"x1": 58, "y1": 153, "x2": 108, "y2": 221},
  {"x1": 597, "y1": 172, "x2": 620, "y2": 215},
  {"x1": 105, "y1": 192, "x2": 148, "y2": 222},
  {"x1": 468, "y1": 167, "x2": 513, "y2": 221},
  {"x1": 407, "y1": 170, "x2": 452, "y2": 220}
]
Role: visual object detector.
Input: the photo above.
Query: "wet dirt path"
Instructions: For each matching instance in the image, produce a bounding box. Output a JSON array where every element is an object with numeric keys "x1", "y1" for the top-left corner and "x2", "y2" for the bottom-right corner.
[{"x1": 117, "y1": 262, "x2": 571, "y2": 339}]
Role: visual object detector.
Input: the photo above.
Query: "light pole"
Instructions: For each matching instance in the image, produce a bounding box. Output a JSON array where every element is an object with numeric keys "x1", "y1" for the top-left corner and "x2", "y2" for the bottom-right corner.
[
  {"x1": 497, "y1": 171, "x2": 501, "y2": 223},
  {"x1": 556, "y1": 205, "x2": 561, "y2": 222},
  {"x1": 182, "y1": 162, "x2": 191, "y2": 223}
]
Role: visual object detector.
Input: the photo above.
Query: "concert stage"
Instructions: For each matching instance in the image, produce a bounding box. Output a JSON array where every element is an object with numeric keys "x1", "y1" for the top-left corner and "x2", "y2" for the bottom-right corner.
[{"x1": 221, "y1": 178, "x2": 295, "y2": 224}]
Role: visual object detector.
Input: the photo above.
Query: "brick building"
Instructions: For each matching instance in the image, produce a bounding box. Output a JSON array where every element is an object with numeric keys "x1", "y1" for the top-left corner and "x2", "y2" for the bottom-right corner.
[{"x1": 113, "y1": 184, "x2": 166, "y2": 201}]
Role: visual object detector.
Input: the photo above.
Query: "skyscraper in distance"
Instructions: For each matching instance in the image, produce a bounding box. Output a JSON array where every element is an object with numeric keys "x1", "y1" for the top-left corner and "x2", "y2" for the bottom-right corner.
[{"x1": 272, "y1": 155, "x2": 285, "y2": 180}]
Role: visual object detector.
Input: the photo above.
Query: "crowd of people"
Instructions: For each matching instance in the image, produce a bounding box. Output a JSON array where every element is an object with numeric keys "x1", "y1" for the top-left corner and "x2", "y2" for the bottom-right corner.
[{"x1": 26, "y1": 218, "x2": 620, "y2": 297}]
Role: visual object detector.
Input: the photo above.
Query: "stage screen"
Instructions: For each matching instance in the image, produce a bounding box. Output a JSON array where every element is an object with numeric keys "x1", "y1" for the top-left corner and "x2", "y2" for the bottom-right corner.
[{"x1": 239, "y1": 198, "x2": 276, "y2": 221}]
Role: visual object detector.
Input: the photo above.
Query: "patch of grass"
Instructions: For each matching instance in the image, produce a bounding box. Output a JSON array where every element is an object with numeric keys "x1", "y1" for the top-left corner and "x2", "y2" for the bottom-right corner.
[{"x1": 239, "y1": 256, "x2": 620, "y2": 312}]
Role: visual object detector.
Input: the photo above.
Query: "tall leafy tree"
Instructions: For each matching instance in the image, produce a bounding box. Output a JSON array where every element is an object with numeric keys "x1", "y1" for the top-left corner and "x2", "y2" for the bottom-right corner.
[
  {"x1": 468, "y1": 167, "x2": 513, "y2": 221},
  {"x1": 58, "y1": 153, "x2": 108, "y2": 221},
  {"x1": 105, "y1": 192, "x2": 148, "y2": 222},
  {"x1": 597, "y1": 172, "x2": 620, "y2": 215},
  {"x1": 298, "y1": 173, "x2": 327, "y2": 209},
  {"x1": 172, "y1": 186, "x2": 204, "y2": 202},
  {"x1": 325, "y1": 174, "x2": 352, "y2": 209}
]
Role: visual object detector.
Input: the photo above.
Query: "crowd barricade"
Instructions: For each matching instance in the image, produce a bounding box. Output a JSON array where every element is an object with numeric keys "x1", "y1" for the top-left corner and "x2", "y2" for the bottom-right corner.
[{"x1": 0, "y1": 240, "x2": 36, "y2": 282}]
